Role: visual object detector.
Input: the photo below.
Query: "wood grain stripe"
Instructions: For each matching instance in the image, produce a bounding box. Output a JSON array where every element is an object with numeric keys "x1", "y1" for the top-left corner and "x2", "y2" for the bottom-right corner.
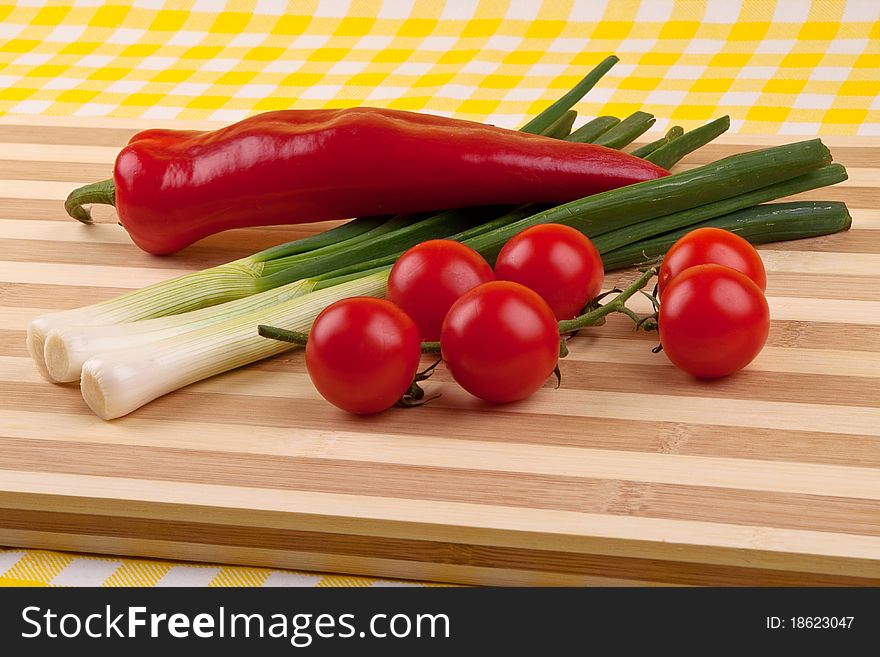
[
  {"x1": 0, "y1": 239, "x2": 254, "y2": 271},
  {"x1": 573, "y1": 338, "x2": 880, "y2": 377},
  {"x1": 3, "y1": 358, "x2": 880, "y2": 437},
  {"x1": 0, "y1": 334, "x2": 27, "y2": 358},
  {"x1": 0, "y1": 143, "x2": 119, "y2": 164},
  {"x1": 0, "y1": 125, "x2": 136, "y2": 146},
  {"x1": 1, "y1": 381, "x2": 878, "y2": 462},
  {"x1": 763, "y1": 273, "x2": 880, "y2": 300},
  {"x1": 597, "y1": 314, "x2": 880, "y2": 352},
  {"x1": 0, "y1": 161, "x2": 111, "y2": 183},
  {"x1": 0, "y1": 218, "x2": 335, "y2": 251},
  {"x1": 558, "y1": 361, "x2": 880, "y2": 407},
  {"x1": 5, "y1": 469, "x2": 880, "y2": 577},
  {"x1": 0, "y1": 261, "x2": 185, "y2": 287},
  {"x1": 849, "y1": 208, "x2": 880, "y2": 229},
  {"x1": 764, "y1": 230, "x2": 880, "y2": 253},
  {"x1": 4, "y1": 368, "x2": 880, "y2": 468},
  {"x1": 0, "y1": 284, "x2": 136, "y2": 308},
  {"x1": 0, "y1": 527, "x2": 670, "y2": 587},
  {"x1": 3, "y1": 414, "x2": 880, "y2": 506},
  {"x1": 757, "y1": 250, "x2": 880, "y2": 275},
  {"x1": 0, "y1": 529, "x2": 672, "y2": 586},
  {"x1": 0, "y1": 180, "x2": 87, "y2": 201},
  {"x1": 0, "y1": 197, "x2": 98, "y2": 221},
  {"x1": 3, "y1": 509, "x2": 879, "y2": 586},
  {"x1": 0, "y1": 307, "x2": 47, "y2": 328}
]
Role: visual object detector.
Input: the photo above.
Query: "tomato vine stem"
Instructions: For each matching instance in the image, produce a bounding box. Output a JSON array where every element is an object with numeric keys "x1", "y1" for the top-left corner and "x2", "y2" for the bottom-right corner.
[
  {"x1": 557, "y1": 266, "x2": 659, "y2": 334},
  {"x1": 257, "y1": 324, "x2": 309, "y2": 345},
  {"x1": 259, "y1": 268, "x2": 660, "y2": 357}
]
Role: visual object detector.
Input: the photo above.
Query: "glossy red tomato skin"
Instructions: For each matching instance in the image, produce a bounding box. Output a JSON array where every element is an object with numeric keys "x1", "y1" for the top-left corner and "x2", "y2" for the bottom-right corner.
[
  {"x1": 440, "y1": 281, "x2": 560, "y2": 403},
  {"x1": 658, "y1": 227, "x2": 767, "y2": 297},
  {"x1": 306, "y1": 297, "x2": 421, "y2": 414},
  {"x1": 494, "y1": 223, "x2": 605, "y2": 320},
  {"x1": 658, "y1": 264, "x2": 770, "y2": 379},
  {"x1": 387, "y1": 239, "x2": 495, "y2": 340}
]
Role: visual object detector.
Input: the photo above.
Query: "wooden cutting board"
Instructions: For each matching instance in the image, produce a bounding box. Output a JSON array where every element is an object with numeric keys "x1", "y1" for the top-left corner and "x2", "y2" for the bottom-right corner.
[{"x1": 1, "y1": 116, "x2": 879, "y2": 586}]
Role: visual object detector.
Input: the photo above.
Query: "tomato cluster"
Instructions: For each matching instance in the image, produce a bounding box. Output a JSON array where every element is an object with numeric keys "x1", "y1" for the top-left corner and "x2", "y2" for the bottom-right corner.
[
  {"x1": 307, "y1": 225, "x2": 603, "y2": 413},
  {"x1": 300, "y1": 224, "x2": 771, "y2": 415},
  {"x1": 657, "y1": 228, "x2": 770, "y2": 378}
]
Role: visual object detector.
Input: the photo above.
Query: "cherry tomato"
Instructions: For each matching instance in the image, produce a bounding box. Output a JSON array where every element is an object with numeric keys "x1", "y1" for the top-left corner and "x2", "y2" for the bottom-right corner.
[
  {"x1": 658, "y1": 264, "x2": 770, "y2": 378},
  {"x1": 387, "y1": 239, "x2": 495, "y2": 340},
  {"x1": 658, "y1": 227, "x2": 766, "y2": 297},
  {"x1": 440, "y1": 281, "x2": 560, "y2": 403},
  {"x1": 494, "y1": 223, "x2": 604, "y2": 320},
  {"x1": 306, "y1": 297, "x2": 421, "y2": 414}
]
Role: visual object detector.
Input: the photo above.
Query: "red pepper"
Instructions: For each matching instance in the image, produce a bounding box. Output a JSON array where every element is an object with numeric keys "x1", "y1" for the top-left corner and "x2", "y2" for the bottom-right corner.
[{"x1": 65, "y1": 108, "x2": 669, "y2": 255}]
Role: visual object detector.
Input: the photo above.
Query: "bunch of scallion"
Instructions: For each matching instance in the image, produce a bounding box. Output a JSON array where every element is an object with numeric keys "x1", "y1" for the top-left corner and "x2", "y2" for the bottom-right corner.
[{"x1": 29, "y1": 55, "x2": 851, "y2": 419}]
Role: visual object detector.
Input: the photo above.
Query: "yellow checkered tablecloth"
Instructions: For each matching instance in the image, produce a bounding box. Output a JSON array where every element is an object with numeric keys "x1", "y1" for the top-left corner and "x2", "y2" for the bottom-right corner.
[
  {"x1": 0, "y1": 549, "x2": 435, "y2": 587},
  {"x1": 0, "y1": 0, "x2": 878, "y2": 133},
  {"x1": 1, "y1": 0, "x2": 879, "y2": 587}
]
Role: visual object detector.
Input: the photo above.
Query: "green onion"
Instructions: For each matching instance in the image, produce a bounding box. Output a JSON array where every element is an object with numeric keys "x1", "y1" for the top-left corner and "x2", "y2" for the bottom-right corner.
[
  {"x1": 600, "y1": 201, "x2": 852, "y2": 270},
  {"x1": 302, "y1": 204, "x2": 542, "y2": 285},
  {"x1": 248, "y1": 214, "x2": 390, "y2": 262},
  {"x1": 630, "y1": 135, "x2": 668, "y2": 158},
  {"x1": 542, "y1": 110, "x2": 578, "y2": 138},
  {"x1": 645, "y1": 116, "x2": 731, "y2": 169},
  {"x1": 520, "y1": 55, "x2": 619, "y2": 134},
  {"x1": 630, "y1": 125, "x2": 684, "y2": 158},
  {"x1": 43, "y1": 278, "x2": 317, "y2": 383},
  {"x1": 592, "y1": 163, "x2": 848, "y2": 253},
  {"x1": 564, "y1": 116, "x2": 621, "y2": 143},
  {"x1": 592, "y1": 111, "x2": 656, "y2": 149},
  {"x1": 80, "y1": 271, "x2": 389, "y2": 420},
  {"x1": 27, "y1": 259, "x2": 270, "y2": 379}
]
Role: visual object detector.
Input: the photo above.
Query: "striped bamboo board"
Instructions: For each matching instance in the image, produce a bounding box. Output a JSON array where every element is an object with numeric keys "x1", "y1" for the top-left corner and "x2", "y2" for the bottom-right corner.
[{"x1": 1, "y1": 116, "x2": 879, "y2": 586}]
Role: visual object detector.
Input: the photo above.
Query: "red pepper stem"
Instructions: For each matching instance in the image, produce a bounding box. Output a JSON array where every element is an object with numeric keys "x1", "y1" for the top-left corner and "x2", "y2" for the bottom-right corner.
[
  {"x1": 64, "y1": 178, "x2": 115, "y2": 224},
  {"x1": 557, "y1": 266, "x2": 658, "y2": 334}
]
